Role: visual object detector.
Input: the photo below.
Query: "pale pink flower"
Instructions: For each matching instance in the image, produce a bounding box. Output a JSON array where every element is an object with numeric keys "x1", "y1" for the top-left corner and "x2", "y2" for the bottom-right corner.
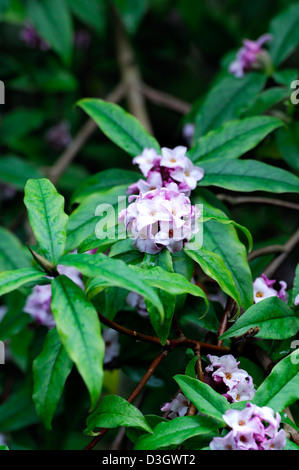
[
  {"x1": 132, "y1": 148, "x2": 161, "y2": 177},
  {"x1": 229, "y1": 34, "x2": 272, "y2": 78}
]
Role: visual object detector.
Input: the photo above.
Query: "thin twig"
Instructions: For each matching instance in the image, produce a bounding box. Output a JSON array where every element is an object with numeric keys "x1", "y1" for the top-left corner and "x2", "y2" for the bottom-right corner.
[
  {"x1": 217, "y1": 297, "x2": 237, "y2": 347},
  {"x1": 263, "y1": 229, "x2": 299, "y2": 278},
  {"x1": 141, "y1": 84, "x2": 191, "y2": 115},
  {"x1": 247, "y1": 244, "x2": 286, "y2": 261},
  {"x1": 217, "y1": 194, "x2": 299, "y2": 212},
  {"x1": 84, "y1": 350, "x2": 168, "y2": 450}
]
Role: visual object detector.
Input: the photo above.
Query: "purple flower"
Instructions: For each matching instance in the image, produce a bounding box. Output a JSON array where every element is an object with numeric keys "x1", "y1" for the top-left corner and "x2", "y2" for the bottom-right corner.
[
  {"x1": 253, "y1": 274, "x2": 288, "y2": 303},
  {"x1": 126, "y1": 292, "x2": 148, "y2": 317},
  {"x1": 74, "y1": 30, "x2": 91, "y2": 49},
  {"x1": 229, "y1": 34, "x2": 273, "y2": 78},
  {"x1": 182, "y1": 123, "x2": 195, "y2": 147},
  {"x1": 103, "y1": 328, "x2": 120, "y2": 364},
  {"x1": 118, "y1": 185, "x2": 200, "y2": 254},
  {"x1": 45, "y1": 121, "x2": 72, "y2": 151},
  {"x1": 210, "y1": 403, "x2": 286, "y2": 450},
  {"x1": 20, "y1": 23, "x2": 50, "y2": 51},
  {"x1": 295, "y1": 294, "x2": 299, "y2": 306},
  {"x1": 204, "y1": 354, "x2": 255, "y2": 403},
  {"x1": 0, "y1": 183, "x2": 17, "y2": 201},
  {"x1": 161, "y1": 393, "x2": 190, "y2": 419},
  {"x1": 130, "y1": 146, "x2": 204, "y2": 197}
]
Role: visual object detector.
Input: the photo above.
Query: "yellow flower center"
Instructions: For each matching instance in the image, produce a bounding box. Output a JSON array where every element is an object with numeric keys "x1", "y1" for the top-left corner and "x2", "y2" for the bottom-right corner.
[{"x1": 256, "y1": 291, "x2": 264, "y2": 297}]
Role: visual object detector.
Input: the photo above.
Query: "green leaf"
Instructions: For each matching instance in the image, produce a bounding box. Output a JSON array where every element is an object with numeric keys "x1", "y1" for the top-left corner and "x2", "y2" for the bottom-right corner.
[
  {"x1": 198, "y1": 159, "x2": 299, "y2": 193},
  {"x1": 276, "y1": 123, "x2": 299, "y2": 172},
  {"x1": 0, "y1": 227, "x2": 31, "y2": 272},
  {"x1": 0, "y1": 384, "x2": 40, "y2": 432},
  {"x1": 77, "y1": 99, "x2": 160, "y2": 156},
  {"x1": 0, "y1": 155, "x2": 42, "y2": 190},
  {"x1": 134, "y1": 415, "x2": 219, "y2": 450},
  {"x1": 85, "y1": 395, "x2": 153, "y2": 435},
  {"x1": 0, "y1": 109, "x2": 45, "y2": 145},
  {"x1": 220, "y1": 297, "x2": 299, "y2": 340},
  {"x1": 71, "y1": 168, "x2": 140, "y2": 204},
  {"x1": 67, "y1": 0, "x2": 106, "y2": 35},
  {"x1": 194, "y1": 73, "x2": 266, "y2": 138},
  {"x1": 201, "y1": 219, "x2": 253, "y2": 309},
  {"x1": 174, "y1": 375, "x2": 229, "y2": 423},
  {"x1": 253, "y1": 350, "x2": 299, "y2": 412},
  {"x1": 292, "y1": 264, "x2": 299, "y2": 306},
  {"x1": 32, "y1": 328, "x2": 73, "y2": 430},
  {"x1": 51, "y1": 276, "x2": 105, "y2": 410},
  {"x1": 245, "y1": 87, "x2": 291, "y2": 117},
  {"x1": 59, "y1": 253, "x2": 165, "y2": 322},
  {"x1": 189, "y1": 116, "x2": 283, "y2": 163},
  {"x1": 24, "y1": 179, "x2": 69, "y2": 265},
  {"x1": 0, "y1": 268, "x2": 45, "y2": 297},
  {"x1": 26, "y1": 0, "x2": 73, "y2": 65},
  {"x1": 269, "y1": 3, "x2": 299, "y2": 66},
  {"x1": 184, "y1": 247, "x2": 241, "y2": 306}
]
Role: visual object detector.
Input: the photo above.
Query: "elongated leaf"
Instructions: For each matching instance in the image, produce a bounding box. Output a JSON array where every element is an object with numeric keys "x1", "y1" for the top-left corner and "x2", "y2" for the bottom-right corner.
[
  {"x1": 276, "y1": 123, "x2": 299, "y2": 171},
  {"x1": 198, "y1": 159, "x2": 299, "y2": 193},
  {"x1": 185, "y1": 247, "x2": 241, "y2": 306},
  {"x1": 253, "y1": 350, "x2": 299, "y2": 412},
  {"x1": 85, "y1": 395, "x2": 152, "y2": 435},
  {"x1": 24, "y1": 179, "x2": 69, "y2": 264},
  {"x1": 0, "y1": 384, "x2": 40, "y2": 432},
  {"x1": 245, "y1": 87, "x2": 291, "y2": 117},
  {"x1": 67, "y1": 0, "x2": 105, "y2": 35},
  {"x1": 201, "y1": 219, "x2": 253, "y2": 309},
  {"x1": 134, "y1": 415, "x2": 219, "y2": 450},
  {"x1": 0, "y1": 268, "x2": 45, "y2": 296},
  {"x1": 269, "y1": 4, "x2": 299, "y2": 66},
  {"x1": 33, "y1": 328, "x2": 73, "y2": 430},
  {"x1": 77, "y1": 99, "x2": 160, "y2": 156},
  {"x1": 220, "y1": 297, "x2": 299, "y2": 340},
  {"x1": 26, "y1": 0, "x2": 73, "y2": 64},
  {"x1": 0, "y1": 226, "x2": 30, "y2": 272},
  {"x1": 189, "y1": 116, "x2": 282, "y2": 163},
  {"x1": 59, "y1": 253, "x2": 164, "y2": 321},
  {"x1": 0, "y1": 155, "x2": 42, "y2": 189},
  {"x1": 113, "y1": 0, "x2": 148, "y2": 34},
  {"x1": 174, "y1": 375, "x2": 229, "y2": 423},
  {"x1": 194, "y1": 73, "x2": 266, "y2": 138},
  {"x1": 51, "y1": 276, "x2": 105, "y2": 410}
]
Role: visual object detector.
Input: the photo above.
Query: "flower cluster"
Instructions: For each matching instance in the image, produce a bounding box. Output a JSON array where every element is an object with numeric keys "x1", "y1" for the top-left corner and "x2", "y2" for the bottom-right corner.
[
  {"x1": 204, "y1": 354, "x2": 256, "y2": 403},
  {"x1": 253, "y1": 273, "x2": 288, "y2": 304},
  {"x1": 229, "y1": 34, "x2": 272, "y2": 78},
  {"x1": 161, "y1": 393, "x2": 190, "y2": 419},
  {"x1": 210, "y1": 403, "x2": 286, "y2": 450},
  {"x1": 128, "y1": 146, "x2": 204, "y2": 197},
  {"x1": 118, "y1": 183, "x2": 200, "y2": 254},
  {"x1": 24, "y1": 264, "x2": 84, "y2": 329}
]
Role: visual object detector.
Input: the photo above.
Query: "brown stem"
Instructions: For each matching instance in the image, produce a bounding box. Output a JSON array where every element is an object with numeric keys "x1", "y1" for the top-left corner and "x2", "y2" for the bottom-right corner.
[
  {"x1": 84, "y1": 350, "x2": 168, "y2": 450},
  {"x1": 247, "y1": 244, "x2": 286, "y2": 261},
  {"x1": 217, "y1": 194, "x2": 299, "y2": 212},
  {"x1": 263, "y1": 229, "x2": 299, "y2": 278},
  {"x1": 141, "y1": 84, "x2": 191, "y2": 115},
  {"x1": 113, "y1": 8, "x2": 153, "y2": 134},
  {"x1": 217, "y1": 297, "x2": 237, "y2": 347}
]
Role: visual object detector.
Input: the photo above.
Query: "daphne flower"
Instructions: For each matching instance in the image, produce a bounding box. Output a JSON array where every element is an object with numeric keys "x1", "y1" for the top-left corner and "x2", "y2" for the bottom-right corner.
[
  {"x1": 210, "y1": 403, "x2": 286, "y2": 450},
  {"x1": 204, "y1": 354, "x2": 255, "y2": 403},
  {"x1": 295, "y1": 294, "x2": 299, "y2": 306},
  {"x1": 20, "y1": 23, "x2": 50, "y2": 51},
  {"x1": 170, "y1": 158, "x2": 204, "y2": 190},
  {"x1": 160, "y1": 146, "x2": 187, "y2": 169},
  {"x1": 229, "y1": 34, "x2": 272, "y2": 78},
  {"x1": 103, "y1": 328, "x2": 120, "y2": 365},
  {"x1": 126, "y1": 292, "x2": 148, "y2": 317},
  {"x1": 161, "y1": 393, "x2": 190, "y2": 419},
  {"x1": 182, "y1": 123, "x2": 195, "y2": 147},
  {"x1": 253, "y1": 274, "x2": 288, "y2": 303},
  {"x1": 132, "y1": 148, "x2": 161, "y2": 177}
]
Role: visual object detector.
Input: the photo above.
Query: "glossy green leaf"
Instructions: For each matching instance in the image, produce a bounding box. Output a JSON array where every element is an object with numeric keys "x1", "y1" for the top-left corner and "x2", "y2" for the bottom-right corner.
[
  {"x1": 198, "y1": 159, "x2": 299, "y2": 193},
  {"x1": 67, "y1": 0, "x2": 106, "y2": 35},
  {"x1": 174, "y1": 375, "x2": 229, "y2": 423},
  {"x1": 51, "y1": 276, "x2": 105, "y2": 410},
  {"x1": 85, "y1": 395, "x2": 153, "y2": 435},
  {"x1": 253, "y1": 350, "x2": 299, "y2": 412},
  {"x1": 0, "y1": 227, "x2": 31, "y2": 272},
  {"x1": 0, "y1": 268, "x2": 45, "y2": 297},
  {"x1": 77, "y1": 99, "x2": 160, "y2": 156},
  {"x1": 189, "y1": 116, "x2": 283, "y2": 163},
  {"x1": 0, "y1": 155, "x2": 42, "y2": 190},
  {"x1": 0, "y1": 385, "x2": 40, "y2": 432},
  {"x1": 24, "y1": 179, "x2": 69, "y2": 265},
  {"x1": 220, "y1": 297, "x2": 299, "y2": 340},
  {"x1": 134, "y1": 415, "x2": 219, "y2": 450},
  {"x1": 269, "y1": 4, "x2": 299, "y2": 66},
  {"x1": 32, "y1": 328, "x2": 73, "y2": 430}
]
